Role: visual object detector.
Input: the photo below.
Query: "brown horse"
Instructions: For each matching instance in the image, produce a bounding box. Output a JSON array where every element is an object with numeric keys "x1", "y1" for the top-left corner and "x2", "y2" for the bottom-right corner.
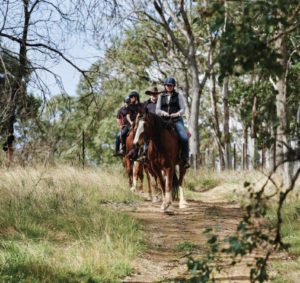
[
  {"x1": 133, "y1": 112, "x2": 188, "y2": 210},
  {"x1": 124, "y1": 117, "x2": 159, "y2": 202}
]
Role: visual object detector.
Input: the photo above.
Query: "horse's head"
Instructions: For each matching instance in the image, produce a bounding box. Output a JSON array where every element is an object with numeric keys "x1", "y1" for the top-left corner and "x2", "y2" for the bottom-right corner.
[
  {"x1": 133, "y1": 111, "x2": 162, "y2": 145},
  {"x1": 133, "y1": 114, "x2": 146, "y2": 146}
]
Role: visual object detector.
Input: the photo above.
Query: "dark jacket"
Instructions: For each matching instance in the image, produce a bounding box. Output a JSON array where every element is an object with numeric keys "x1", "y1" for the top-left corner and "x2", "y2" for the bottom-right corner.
[
  {"x1": 143, "y1": 99, "x2": 157, "y2": 114},
  {"x1": 160, "y1": 91, "x2": 180, "y2": 114},
  {"x1": 116, "y1": 106, "x2": 129, "y2": 126},
  {"x1": 127, "y1": 103, "x2": 142, "y2": 122}
]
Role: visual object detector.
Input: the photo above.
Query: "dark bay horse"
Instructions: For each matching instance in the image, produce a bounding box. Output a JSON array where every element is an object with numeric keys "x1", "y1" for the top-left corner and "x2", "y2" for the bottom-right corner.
[{"x1": 133, "y1": 112, "x2": 188, "y2": 210}]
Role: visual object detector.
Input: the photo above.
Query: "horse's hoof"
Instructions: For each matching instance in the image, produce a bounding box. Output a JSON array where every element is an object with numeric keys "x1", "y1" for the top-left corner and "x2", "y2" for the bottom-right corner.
[
  {"x1": 130, "y1": 187, "x2": 136, "y2": 192},
  {"x1": 146, "y1": 194, "x2": 152, "y2": 201},
  {"x1": 152, "y1": 197, "x2": 160, "y2": 203},
  {"x1": 179, "y1": 203, "x2": 188, "y2": 209},
  {"x1": 161, "y1": 202, "x2": 171, "y2": 211}
]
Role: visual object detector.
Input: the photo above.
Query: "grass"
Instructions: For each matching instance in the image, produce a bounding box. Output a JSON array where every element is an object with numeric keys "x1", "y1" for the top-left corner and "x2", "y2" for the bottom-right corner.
[
  {"x1": 183, "y1": 169, "x2": 263, "y2": 202},
  {"x1": 184, "y1": 170, "x2": 221, "y2": 192},
  {"x1": 267, "y1": 198, "x2": 300, "y2": 282},
  {"x1": 176, "y1": 241, "x2": 198, "y2": 253},
  {"x1": 0, "y1": 165, "x2": 143, "y2": 282}
]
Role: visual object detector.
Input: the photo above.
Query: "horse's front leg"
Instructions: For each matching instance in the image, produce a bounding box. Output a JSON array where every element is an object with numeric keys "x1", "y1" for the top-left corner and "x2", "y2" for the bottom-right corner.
[
  {"x1": 124, "y1": 156, "x2": 133, "y2": 188},
  {"x1": 162, "y1": 168, "x2": 173, "y2": 211},
  {"x1": 130, "y1": 161, "x2": 139, "y2": 192},
  {"x1": 152, "y1": 164, "x2": 166, "y2": 208},
  {"x1": 178, "y1": 165, "x2": 188, "y2": 209}
]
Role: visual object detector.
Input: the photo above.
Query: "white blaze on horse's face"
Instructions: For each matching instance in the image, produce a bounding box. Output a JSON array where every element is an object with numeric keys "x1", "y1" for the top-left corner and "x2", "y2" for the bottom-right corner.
[{"x1": 133, "y1": 120, "x2": 145, "y2": 145}]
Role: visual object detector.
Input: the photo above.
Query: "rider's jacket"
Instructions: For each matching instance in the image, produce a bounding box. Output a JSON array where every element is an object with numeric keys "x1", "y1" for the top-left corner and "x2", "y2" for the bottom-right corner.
[
  {"x1": 160, "y1": 91, "x2": 180, "y2": 114},
  {"x1": 116, "y1": 106, "x2": 129, "y2": 126},
  {"x1": 143, "y1": 99, "x2": 157, "y2": 114},
  {"x1": 127, "y1": 103, "x2": 142, "y2": 122}
]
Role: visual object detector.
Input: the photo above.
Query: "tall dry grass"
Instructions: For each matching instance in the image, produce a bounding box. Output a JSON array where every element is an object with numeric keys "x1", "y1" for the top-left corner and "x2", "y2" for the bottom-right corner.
[{"x1": 0, "y1": 165, "x2": 143, "y2": 282}]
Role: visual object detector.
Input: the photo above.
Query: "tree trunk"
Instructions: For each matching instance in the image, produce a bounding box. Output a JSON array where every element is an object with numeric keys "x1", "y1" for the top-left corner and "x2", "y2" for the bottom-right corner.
[
  {"x1": 249, "y1": 94, "x2": 258, "y2": 170},
  {"x1": 249, "y1": 135, "x2": 257, "y2": 170},
  {"x1": 242, "y1": 125, "x2": 248, "y2": 170},
  {"x1": 275, "y1": 30, "x2": 293, "y2": 187},
  {"x1": 266, "y1": 126, "x2": 277, "y2": 173},
  {"x1": 222, "y1": 77, "x2": 231, "y2": 169},
  {"x1": 210, "y1": 72, "x2": 225, "y2": 170},
  {"x1": 189, "y1": 61, "x2": 201, "y2": 169}
]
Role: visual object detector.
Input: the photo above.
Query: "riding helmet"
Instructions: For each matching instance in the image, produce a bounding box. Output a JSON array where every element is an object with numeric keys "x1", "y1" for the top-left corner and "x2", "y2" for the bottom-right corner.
[
  {"x1": 129, "y1": 91, "x2": 139, "y2": 98},
  {"x1": 124, "y1": 96, "x2": 130, "y2": 104},
  {"x1": 164, "y1": 77, "x2": 176, "y2": 86}
]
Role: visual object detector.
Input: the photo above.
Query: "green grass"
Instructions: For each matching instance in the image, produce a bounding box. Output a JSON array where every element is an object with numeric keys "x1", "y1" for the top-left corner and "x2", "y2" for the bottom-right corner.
[
  {"x1": 184, "y1": 170, "x2": 221, "y2": 192},
  {"x1": 0, "y1": 166, "x2": 143, "y2": 282},
  {"x1": 268, "y1": 199, "x2": 300, "y2": 282},
  {"x1": 176, "y1": 241, "x2": 197, "y2": 253}
]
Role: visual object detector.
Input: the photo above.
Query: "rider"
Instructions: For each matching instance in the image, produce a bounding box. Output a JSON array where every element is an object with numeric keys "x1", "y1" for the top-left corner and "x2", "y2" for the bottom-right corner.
[
  {"x1": 143, "y1": 86, "x2": 160, "y2": 113},
  {"x1": 126, "y1": 91, "x2": 142, "y2": 126},
  {"x1": 122, "y1": 91, "x2": 143, "y2": 154},
  {"x1": 114, "y1": 96, "x2": 130, "y2": 156},
  {"x1": 137, "y1": 86, "x2": 161, "y2": 160},
  {"x1": 156, "y1": 77, "x2": 190, "y2": 169}
]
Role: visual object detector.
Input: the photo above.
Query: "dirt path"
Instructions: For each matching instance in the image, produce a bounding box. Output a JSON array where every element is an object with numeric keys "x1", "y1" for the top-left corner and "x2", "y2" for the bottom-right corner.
[{"x1": 122, "y1": 196, "x2": 259, "y2": 283}]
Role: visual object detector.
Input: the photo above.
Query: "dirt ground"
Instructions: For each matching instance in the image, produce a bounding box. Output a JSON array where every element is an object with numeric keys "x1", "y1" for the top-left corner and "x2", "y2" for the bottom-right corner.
[{"x1": 122, "y1": 188, "x2": 288, "y2": 283}]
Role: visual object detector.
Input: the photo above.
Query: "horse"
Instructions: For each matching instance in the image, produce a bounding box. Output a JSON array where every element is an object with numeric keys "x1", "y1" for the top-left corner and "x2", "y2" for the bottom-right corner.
[
  {"x1": 123, "y1": 116, "x2": 159, "y2": 202},
  {"x1": 133, "y1": 111, "x2": 188, "y2": 210}
]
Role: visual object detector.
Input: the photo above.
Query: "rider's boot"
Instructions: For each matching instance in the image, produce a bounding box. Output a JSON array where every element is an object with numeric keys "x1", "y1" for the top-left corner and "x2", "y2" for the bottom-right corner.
[
  {"x1": 137, "y1": 147, "x2": 147, "y2": 161},
  {"x1": 183, "y1": 157, "x2": 190, "y2": 169}
]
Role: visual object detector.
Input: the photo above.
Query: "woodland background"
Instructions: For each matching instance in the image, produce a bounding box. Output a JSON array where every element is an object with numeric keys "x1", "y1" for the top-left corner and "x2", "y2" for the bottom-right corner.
[
  {"x1": 1, "y1": 0, "x2": 299, "y2": 185},
  {"x1": 0, "y1": 1, "x2": 300, "y2": 282}
]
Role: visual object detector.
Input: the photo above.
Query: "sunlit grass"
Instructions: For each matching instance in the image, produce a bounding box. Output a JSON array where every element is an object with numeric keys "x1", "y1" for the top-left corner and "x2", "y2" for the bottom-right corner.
[
  {"x1": 0, "y1": 165, "x2": 143, "y2": 282},
  {"x1": 268, "y1": 198, "x2": 300, "y2": 283}
]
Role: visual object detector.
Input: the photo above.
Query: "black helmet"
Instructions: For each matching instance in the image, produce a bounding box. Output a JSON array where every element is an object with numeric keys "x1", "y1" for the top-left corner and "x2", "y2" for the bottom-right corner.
[
  {"x1": 164, "y1": 77, "x2": 176, "y2": 86},
  {"x1": 129, "y1": 91, "x2": 139, "y2": 98},
  {"x1": 124, "y1": 96, "x2": 130, "y2": 104}
]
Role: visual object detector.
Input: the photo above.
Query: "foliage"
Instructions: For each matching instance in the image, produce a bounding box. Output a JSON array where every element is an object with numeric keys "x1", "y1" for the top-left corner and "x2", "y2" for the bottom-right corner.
[
  {"x1": 187, "y1": 155, "x2": 300, "y2": 282},
  {"x1": 176, "y1": 242, "x2": 198, "y2": 253}
]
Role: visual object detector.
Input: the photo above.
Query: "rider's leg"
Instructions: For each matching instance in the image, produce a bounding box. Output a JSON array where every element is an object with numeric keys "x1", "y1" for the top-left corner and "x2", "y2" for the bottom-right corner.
[
  {"x1": 174, "y1": 119, "x2": 190, "y2": 168},
  {"x1": 121, "y1": 126, "x2": 129, "y2": 153},
  {"x1": 137, "y1": 141, "x2": 148, "y2": 161},
  {"x1": 114, "y1": 130, "x2": 121, "y2": 155}
]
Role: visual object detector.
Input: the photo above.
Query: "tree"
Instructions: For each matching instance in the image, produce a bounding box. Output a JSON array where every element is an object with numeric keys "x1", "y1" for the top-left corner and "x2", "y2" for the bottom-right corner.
[
  {"x1": 217, "y1": 0, "x2": 300, "y2": 183},
  {"x1": 0, "y1": 0, "x2": 120, "y2": 161}
]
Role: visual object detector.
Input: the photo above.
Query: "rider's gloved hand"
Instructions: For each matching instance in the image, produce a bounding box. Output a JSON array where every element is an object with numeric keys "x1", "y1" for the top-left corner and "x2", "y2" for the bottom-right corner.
[{"x1": 170, "y1": 112, "x2": 180, "y2": 118}]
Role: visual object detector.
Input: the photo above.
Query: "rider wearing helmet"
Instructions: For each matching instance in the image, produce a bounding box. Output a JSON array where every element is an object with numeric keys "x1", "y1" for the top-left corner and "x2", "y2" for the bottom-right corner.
[
  {"x1": 126, "y1": 90, "x2": 142, "y2": 126},
  {"x1": 156, "y1": 77, "x2": 190, "y2": 169},
  {"x1": 114, "y1": 96, "x2": 130, "y2": 156}
]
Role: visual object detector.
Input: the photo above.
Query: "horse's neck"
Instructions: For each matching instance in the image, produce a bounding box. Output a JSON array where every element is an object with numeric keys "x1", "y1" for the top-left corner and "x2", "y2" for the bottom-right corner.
[{"x1": 150, "y1": 128, "x2": 175, "y2": 153}]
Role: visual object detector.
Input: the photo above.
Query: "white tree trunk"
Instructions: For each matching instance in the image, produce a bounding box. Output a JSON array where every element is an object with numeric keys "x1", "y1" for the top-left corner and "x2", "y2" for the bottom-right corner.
[
  {"x1": 222, "y1": 77, "x2": 231, "y2": 169},
  {"x1": 275, "y1": 31, "x2": 293, "y2": 187},
  {"x1": 189, "y1": 61, "x2": 201, "y2": 169},
  {"x1": 248, "y1": 135, "x2": 257, "y2": 171}
]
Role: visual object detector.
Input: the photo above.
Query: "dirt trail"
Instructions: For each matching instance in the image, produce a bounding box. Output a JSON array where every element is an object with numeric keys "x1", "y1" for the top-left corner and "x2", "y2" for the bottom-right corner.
[{"x1": 122, "y1": 195, "x2": 262, "y2": 283}]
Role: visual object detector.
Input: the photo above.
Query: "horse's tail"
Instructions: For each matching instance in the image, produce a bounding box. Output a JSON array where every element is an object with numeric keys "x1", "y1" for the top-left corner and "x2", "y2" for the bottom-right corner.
[{"x1": 172, "y1": 172, "x2": 179, "y2": 201}]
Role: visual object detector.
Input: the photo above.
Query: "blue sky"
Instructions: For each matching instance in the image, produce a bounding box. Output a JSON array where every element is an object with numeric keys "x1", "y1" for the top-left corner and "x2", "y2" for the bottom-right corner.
[{"x1": 47, "y1": 43, "x2": 100, "y2": 97}]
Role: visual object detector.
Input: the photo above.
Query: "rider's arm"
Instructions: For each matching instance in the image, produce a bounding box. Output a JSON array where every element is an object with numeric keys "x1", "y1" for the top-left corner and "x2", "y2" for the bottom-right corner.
[
  {"x1": 126, "y1": 113, "x2": 133, "y2": 125},
  {"x1": 117, "y1": 118, "x2": 122, "y2": 128},
  {"x1": 177, "y1": 94, "x2": 185, "y2": 116},
  {"x1": 116, "y1": 109, "x2": 123, "y2": 128},
  {"x1": 156, "y1": 95, "x2": 169, "y2": 117}
]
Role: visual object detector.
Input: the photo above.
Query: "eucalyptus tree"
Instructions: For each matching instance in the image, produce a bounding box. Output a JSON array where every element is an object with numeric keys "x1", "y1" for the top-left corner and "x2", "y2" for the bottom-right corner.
[
  {"x1": 0, "y1": 0, "x2": 119, "y2": 161},
  {"x1": 217, "y1": 0, "x2": 300, "y2": 184}
]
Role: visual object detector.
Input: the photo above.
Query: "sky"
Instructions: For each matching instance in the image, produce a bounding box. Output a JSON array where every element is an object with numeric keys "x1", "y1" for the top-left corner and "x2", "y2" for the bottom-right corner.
[{"x1": 46, "y1": 43, "x2": 101, "y2": 97}]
